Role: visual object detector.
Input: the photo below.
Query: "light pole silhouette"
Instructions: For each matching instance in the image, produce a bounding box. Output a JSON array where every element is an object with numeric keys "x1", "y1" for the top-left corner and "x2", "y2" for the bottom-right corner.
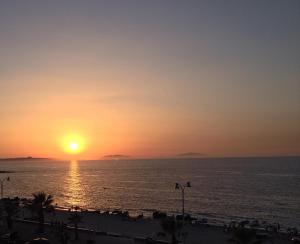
[{"x1": 175, "y1": 181, "x2": 191, "y2": 225}]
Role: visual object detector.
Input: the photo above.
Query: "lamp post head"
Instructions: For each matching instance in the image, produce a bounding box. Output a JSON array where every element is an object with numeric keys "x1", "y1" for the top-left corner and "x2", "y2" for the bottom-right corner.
[
  {"x1": 175, "y1": 183, "x2": 180, "y2": 189},
  {"x1": 186, "y1": 181, "x2": 191, "y2": 187}
]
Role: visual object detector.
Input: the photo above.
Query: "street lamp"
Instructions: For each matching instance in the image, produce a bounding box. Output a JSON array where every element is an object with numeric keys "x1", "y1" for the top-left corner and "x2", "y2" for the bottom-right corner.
[
  {"x1": 175, "y1": 181, "x2": 191, "y2": 225},
  {"x1": 0, "y1": 177, "x2": 10, "y2": 199}
]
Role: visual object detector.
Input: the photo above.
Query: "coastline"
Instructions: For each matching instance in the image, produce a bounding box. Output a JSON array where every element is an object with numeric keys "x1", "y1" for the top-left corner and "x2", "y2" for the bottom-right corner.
[
  {"x1": 18, "y1": 200, "x2": 299, "y2": 235},
  {"x1": 50, "y1": 204, "x2": 300, "y2": 231},
  {"x1": 8, "y1": 203, "x2": 295, "y2": 244}
]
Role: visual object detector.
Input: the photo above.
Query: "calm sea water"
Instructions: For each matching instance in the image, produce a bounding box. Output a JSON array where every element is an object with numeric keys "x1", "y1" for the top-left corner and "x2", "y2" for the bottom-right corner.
[{"x1": 0, "y1": 157, "x2": 299, "y2": 228}]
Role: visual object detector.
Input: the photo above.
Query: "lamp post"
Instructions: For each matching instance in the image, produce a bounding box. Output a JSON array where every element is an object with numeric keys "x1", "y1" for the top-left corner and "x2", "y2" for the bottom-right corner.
[
  {"x1": 175, "y1": 181, "x2": 191, "y2": 225},
  {"x1": 0, "y1": 177, "x2": 10, "y2": 199}
]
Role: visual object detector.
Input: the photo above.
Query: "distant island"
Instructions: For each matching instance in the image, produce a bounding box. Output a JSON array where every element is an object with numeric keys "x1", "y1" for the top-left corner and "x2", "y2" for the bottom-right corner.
[
  {"x1": 0, "y1": 170, "x2": 14, "y2": 173},
  {"x1": 103, "y1": 154, "x2": 130, "y2": 159},
  {"x1": 0, "y1": 156, "x2": 51, "y2": 161}
]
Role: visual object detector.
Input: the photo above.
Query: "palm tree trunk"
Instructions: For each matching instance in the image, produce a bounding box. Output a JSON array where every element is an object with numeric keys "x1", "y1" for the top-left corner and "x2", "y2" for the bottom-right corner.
[{"x1": 38, "y1": 209, "x2": 44, "y2": 233}]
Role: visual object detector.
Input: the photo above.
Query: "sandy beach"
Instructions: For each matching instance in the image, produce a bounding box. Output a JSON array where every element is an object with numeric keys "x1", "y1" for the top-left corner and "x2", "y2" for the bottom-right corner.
[{"x1": 1, "y1": 205, "x2": 295, "y2": 244}]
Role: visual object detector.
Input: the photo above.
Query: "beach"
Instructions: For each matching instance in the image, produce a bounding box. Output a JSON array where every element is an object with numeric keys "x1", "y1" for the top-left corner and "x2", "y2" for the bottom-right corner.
[{"x1": 1, "y1": 205, "x2": 295, "y2": 244}]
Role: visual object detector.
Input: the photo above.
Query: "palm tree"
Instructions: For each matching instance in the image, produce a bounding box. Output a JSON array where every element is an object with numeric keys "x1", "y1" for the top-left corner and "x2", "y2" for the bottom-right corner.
[
  {"x1": 32, "y1": 191, "x2": 54, "y2": 233},
  {"x1": 3, "y1": 198, "x2": 19, "y2": 230},
  {"x1": 68, "y1": 210, "x2": 83, "y2": 240},
  {"x1": 161, "y1": 216, "x2": 182, "y2": 244}
]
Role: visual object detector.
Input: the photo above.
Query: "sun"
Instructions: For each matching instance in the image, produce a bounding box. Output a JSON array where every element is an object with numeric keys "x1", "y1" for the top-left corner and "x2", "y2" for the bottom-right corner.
[
  {"x1": 69, "y1": 142, "x2": 79, "y2": 151},
  {"x1": 62, "y1": 134, "x2": 85, "y2": 155}
]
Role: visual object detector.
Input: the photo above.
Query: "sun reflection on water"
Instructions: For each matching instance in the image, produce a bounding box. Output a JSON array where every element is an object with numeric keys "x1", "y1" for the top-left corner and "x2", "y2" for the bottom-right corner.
[{"x1": 65, "y1": 160, "x2": 84, "y2": 206}]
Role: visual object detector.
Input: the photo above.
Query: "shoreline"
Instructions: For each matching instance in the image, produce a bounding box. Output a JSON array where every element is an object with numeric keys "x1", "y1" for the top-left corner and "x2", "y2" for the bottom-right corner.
[
  {"x1": 51, "y1": 204, "x2": 299, "y2": 232},
  {"x1": 13, "y1": 205, "x2": 296, "y2": 244},
  {"x1": 0, "y1": 197, "x2": 297, "y2": 243},
  {"x1": 3, "y1": 195, "x2": 299, "y2": 232},
  {"x1": 16, "y1": 198, "x2": 299, "y2": 234}
]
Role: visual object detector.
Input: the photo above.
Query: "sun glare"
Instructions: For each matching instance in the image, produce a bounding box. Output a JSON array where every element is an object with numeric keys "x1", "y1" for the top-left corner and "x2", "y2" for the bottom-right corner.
[
  {"x1": 69, "y1": 142, "x2": 78, "y2": 151},
  {"x1": 62, "y1": 134, "x2": 85, "y2": 155}
]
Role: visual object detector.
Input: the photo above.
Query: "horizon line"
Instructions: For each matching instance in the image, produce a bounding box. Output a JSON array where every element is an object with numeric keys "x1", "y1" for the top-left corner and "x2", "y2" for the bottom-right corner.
[{"x1": 1, "y1": 154, "x2": 299, "y2": 162}]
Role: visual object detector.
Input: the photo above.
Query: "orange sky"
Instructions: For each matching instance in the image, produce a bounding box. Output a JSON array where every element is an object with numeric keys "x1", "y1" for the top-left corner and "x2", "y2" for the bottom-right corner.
[{"x1": 0, "y1": 1, "x2": 299, "y2": 159}]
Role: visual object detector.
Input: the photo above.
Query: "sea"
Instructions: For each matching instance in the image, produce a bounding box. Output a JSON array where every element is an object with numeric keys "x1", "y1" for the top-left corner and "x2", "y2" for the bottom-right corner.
[{"x1": 0, "y1": 157, "x2": 299, "y2": 229}]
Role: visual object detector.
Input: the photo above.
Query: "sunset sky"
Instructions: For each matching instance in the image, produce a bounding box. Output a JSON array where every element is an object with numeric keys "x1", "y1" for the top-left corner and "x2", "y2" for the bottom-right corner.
[{"x1": 0, "y1": 1, "x2": 299, "y2": 159}]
